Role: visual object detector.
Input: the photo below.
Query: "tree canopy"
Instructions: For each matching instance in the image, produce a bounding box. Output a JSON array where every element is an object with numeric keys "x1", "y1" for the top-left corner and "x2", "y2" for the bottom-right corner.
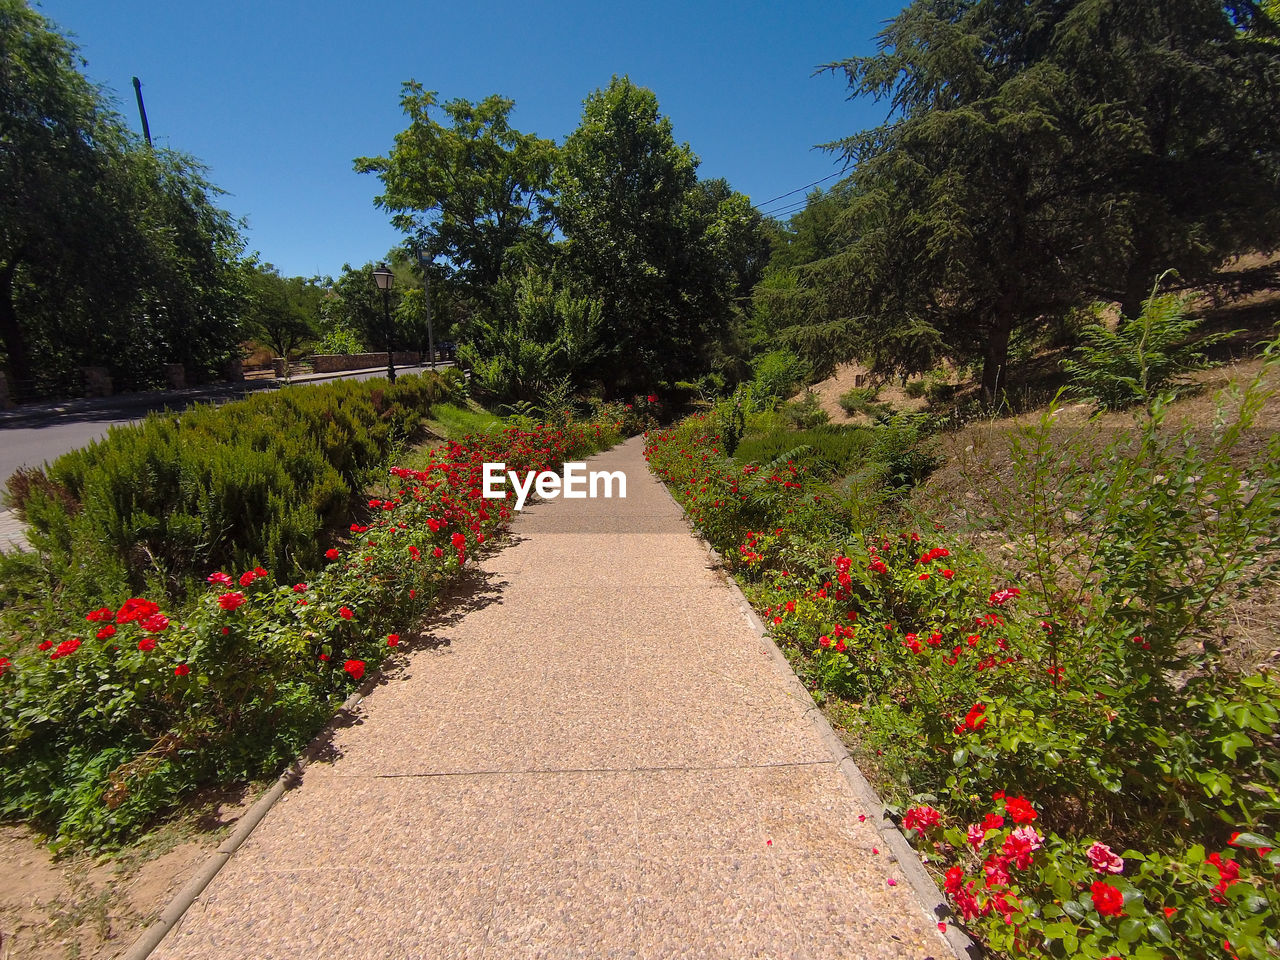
[
  {"x1": 354, "y1": 87, "x2": 556, "y2": 300},
  {"x1": 781, "y1": 0, "x2": 1280, "y2": 400},
  {"x1": 0, "y1": 0, "x2": 245, "y2": 396},
  {"x1": 553, "y1": 76, "x2": 769, "y2": 391}
]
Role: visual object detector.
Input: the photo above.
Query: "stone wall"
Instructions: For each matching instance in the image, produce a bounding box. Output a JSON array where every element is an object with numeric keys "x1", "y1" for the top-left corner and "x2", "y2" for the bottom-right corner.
[{"x1": 309, "y1": 352, "x2": 420, "y2": 374}]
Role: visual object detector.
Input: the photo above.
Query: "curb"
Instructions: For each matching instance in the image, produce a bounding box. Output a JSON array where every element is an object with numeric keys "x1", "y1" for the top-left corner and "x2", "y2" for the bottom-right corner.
[
  {"x1": 651, "y1": 473, "x2": 980, "y2": 960},
  {"x1": 119, "y1": 687, "x2": 368, "y2": 960}
]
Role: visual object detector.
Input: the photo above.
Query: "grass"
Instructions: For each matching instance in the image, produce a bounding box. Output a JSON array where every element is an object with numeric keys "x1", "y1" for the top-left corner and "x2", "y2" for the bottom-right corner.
[
  {"x1": 421, "y1": 401, "x2": 506, "y2": 440},
  {"x1": 733, "y1": 416, "x2": 879, "y2": 478}
]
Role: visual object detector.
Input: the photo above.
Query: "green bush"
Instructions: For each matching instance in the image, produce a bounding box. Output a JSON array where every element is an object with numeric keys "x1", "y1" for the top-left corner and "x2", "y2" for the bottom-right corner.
[
  {"x1": 781, "y1": 391, "x2": 829, "y2": 429},
  {"x1": 1062, "y1": 279, "x2": 1227, "y2": 411},
  {"x1": 6, "y1": 375, "x2": 453, "y2": 604},
  {"x1": 838, "y1": 385, "x2": 895, "y2": 421},
  {"x1": 734, "y1": 423, "x2": 877, "y2": 479},
  {"x1": 750, "y1": 349, "x2": 809, "y2": 403},
  {"x1": 904, "y1": 378, "x2": 928, "y2": 399}
]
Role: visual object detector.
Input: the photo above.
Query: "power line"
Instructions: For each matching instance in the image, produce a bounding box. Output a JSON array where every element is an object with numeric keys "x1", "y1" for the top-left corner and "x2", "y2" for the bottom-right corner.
[
  {"x1": 761, "y1": 198, "x2": 813, "y2": 221},
  {"x1": 752, "y1": 171, "x2": 845, "y2": 212}
]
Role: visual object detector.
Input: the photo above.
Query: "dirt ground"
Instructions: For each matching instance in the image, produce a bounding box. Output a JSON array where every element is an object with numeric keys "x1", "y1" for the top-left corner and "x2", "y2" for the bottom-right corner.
[
  {"x1": 0, "y1": 787, "x2": 258, "y2": 960},
  {"x1": 802, "y1": 361, "x2": 930, "y2": 423}
]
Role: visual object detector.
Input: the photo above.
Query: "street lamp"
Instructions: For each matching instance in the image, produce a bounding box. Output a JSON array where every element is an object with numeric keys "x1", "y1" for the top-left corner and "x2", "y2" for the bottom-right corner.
[
  {"x1": 372, "y1": 262, "x2": 395, "y2": 383},
  {"x1": 414, "y1": 246, "x2": 436, "y2": 372}
]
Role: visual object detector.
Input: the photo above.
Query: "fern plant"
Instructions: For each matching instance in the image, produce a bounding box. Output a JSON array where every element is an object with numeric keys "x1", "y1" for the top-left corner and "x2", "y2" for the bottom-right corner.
[{"x1": 1063, "y1": 274, "x2": 1228, "y2": 412}]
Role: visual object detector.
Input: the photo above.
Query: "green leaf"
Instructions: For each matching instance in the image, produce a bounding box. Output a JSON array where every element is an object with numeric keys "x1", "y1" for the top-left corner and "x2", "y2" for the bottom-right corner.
[{"x1": 1229, "y1": 832, "x2": 1272, "y2": 849}]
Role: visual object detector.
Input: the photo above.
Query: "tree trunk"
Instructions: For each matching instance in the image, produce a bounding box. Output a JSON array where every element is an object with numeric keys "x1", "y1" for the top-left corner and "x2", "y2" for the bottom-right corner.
[
  {"x1": 0, "y1": 260, "x2": 32, "y2": 397},
  {"x1": 981, "y1": 298, "x2": 1015, "y2": 405},
  {"x1": 1120, "y1": 263, "x2": 1152, "y2": 325}
]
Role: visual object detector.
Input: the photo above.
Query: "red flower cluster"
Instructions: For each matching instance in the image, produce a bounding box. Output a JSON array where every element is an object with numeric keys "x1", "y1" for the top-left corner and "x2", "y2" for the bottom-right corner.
[
  {"x1": 954, "y1": 702, "x2": 988, "y2": 735},
  {"x1": 988, "y1": 587, "x2": 1022, "y2": 607},
  {"x1": 902, "y1": 805, "x2": 942, "y2": 834},
  {"x1": 116, "y1": 597, "x2": 160, "y2": 624},
  {"x1": 217, "y1": 592, "x2": 247, "y2": 612},
  {"x1": 50, "y1": 638, "x2": 82, "y2": 660}
]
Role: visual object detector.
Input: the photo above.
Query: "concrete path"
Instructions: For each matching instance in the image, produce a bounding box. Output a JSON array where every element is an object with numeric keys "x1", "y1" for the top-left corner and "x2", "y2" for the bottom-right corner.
[{"x1": 151, "y1": 437, "x2": 949, "y2": 960}]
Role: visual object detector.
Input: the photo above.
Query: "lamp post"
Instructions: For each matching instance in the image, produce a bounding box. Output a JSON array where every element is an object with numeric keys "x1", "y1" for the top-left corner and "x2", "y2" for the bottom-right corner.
[
  {"x1": 415, "y1": 247, "x2": 436, "y2": 372},
  {"x1": 372, "y1": 263, "x2": 395, "y2": 383}
]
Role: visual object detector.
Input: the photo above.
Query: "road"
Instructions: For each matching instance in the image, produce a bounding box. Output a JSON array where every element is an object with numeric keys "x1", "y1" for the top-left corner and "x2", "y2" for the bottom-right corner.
[{"x1": 0, "y1": 363, "x2": 450, "y2": 485}]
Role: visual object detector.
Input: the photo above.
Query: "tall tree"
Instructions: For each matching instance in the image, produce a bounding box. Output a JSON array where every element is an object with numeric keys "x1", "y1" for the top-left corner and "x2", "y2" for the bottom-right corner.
[
  {"x1": 553, "y1": 76, "x2": 767, "y2": 390},
  {"x1": 801, "y1": 0, "x2": 1280, "y2": 401},
  {"x1": 354, "y1": 87, "x2": 556, "y2": 300},
  {"x1": 0, "y1": 0, "x2": 244, "y2": 395},
  {"x1": 241, "y1": 262, "x2": 324, "y2": 363}
]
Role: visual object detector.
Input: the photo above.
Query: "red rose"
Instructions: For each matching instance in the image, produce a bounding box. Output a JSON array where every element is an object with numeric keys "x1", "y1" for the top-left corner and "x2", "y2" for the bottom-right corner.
[
  {"x1": 239, "y1": 570, "x2": 257, "y2": 586},
  {"x1": 96, "y1": 625, "x2": 116, "y2": 640},
  {"x1": 207, "y1": 572, "x2": 233, "y2": 587},
  {"x1": 344, "y1": 659, "x2": 365, "y2": 681},
  {"x1": 944, "y1": 866, "x2": 964, "y2": 894},
  {"x1": 293, "y1": 583, "x2": 308, "y2": 593},
  {"x1": 38, "y1": 640, "x2": 53, "y2": 651},
  {"x1": 137, "y1": 637, "x2": 157, "y2": 652},
  {"x1": 387, "y1": 634, "x2": 400, "y2": 646},
  {"x1": 140, "y1": 613, "x2": 169, "y2": 633},
  {"x1": 325, "y1": 548, "x2": 339, "y2": 560},
  {"x1": 50, "y1": 638, "x2": 82, "y2": 660},
  {"x1": 1004, "y1": 795, "x2": 1038, "y2": 824},
  {"x1": 85, "y1": 606, "x2": 114, "y2": 622},
  {"x1": 902, "y1": 805, "x2": 942, "y2": 834},
  {"x1": 339, "y1": 606, "x2": 353, "y2": 620},
  {"x1": 174, "y1": 664, "x2": 190, "y2": 677},
  {"x1": 217, "y1": 592, "x2": 247, "y2": 612},
  {"x1": 1090, "y1": 881, "x2": 1125, "y2": 917},
  {"x1": 451, "y1": 532, "x2": 466, "y2": 549},
  {"x1": 116, "y1": 598, "x2": 160, "y2": 624}
]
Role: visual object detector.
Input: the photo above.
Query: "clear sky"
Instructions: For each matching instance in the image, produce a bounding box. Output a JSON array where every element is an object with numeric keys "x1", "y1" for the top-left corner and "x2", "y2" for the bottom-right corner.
[{"x1": 34, "y1": 0, "x2": 906, "y2": 279}]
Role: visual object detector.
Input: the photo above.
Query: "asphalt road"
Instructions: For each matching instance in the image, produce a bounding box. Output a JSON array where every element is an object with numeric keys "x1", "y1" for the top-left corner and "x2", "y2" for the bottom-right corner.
[{"x1": 0, "y1": 364, "x2": 449, "y2": 484}]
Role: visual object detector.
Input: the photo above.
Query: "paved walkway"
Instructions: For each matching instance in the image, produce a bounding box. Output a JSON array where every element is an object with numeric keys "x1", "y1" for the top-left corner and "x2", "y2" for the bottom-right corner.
[
  {"x1": 0, "y1": 509, "x2": 26, "y2": 552},
  {"x1": 152, "y1": 437, "x2": 949, "y2": 960}
]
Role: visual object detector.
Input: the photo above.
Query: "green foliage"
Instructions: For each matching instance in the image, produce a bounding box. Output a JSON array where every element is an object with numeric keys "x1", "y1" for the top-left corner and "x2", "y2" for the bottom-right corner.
[
  {"x1": 0, "y1": 0, "x2": 245, "y2": 396},
  {"x1": 314, "y1": 324, "x2": 366, "y2": 355},
  {"x1": 354, "y1": 86, "x2": 557, "y2": 298},
  {"x1": 838, "y1": 386, "x2": 884, "y2": 417},
  {"x1": 1063, "y1": 283, "x2": 1227, "y2": 411},
  {"x1": 732, "y1": 423, "x2": 880, "y2": 480},
  {"x1": 6, "y1": 375, "x2": 454, "y2": 604},
  {"x1": 553, "y1": 76, "x2": 770, "y2": 390},
  {"x1": 241, "y1": 261, "x2": 326, "y2": 362},
  {"x1": 749, "y1": 349, "x2": 810, "y2": 404},
  {"x1": 459, "y1": 267, "x2": 603, "y2": 405},
  {"x1": 781, "y1": 391, "x2": 830, "y2": 429}
]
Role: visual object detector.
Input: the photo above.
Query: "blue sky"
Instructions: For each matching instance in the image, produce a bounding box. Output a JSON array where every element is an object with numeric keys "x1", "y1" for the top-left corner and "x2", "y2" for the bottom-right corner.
[{"x1": 36, "y1": 0, "x2": 906, "y2": 279}]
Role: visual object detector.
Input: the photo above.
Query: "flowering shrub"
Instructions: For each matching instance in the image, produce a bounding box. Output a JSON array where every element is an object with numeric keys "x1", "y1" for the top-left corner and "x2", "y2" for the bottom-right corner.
[
  {"x1": 0, "y1": 418, "x2": 621, "y2": 846},
  {"x1": 8, "y1": 374, "x2": 454, "y2": 601},
  {"x1": 645, "y1": 364, "x2": 1280, "y2": 958}
]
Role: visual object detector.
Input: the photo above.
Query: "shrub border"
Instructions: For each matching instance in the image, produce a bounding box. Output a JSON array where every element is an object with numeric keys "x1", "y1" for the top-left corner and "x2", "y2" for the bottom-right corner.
[{"x1": 651, "y1": 472, "x2": 979, "y2": 960}]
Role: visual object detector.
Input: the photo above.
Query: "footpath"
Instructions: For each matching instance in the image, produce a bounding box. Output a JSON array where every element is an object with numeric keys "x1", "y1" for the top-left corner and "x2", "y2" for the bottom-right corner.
[{"x1": 148, "y1": 437, "x2": 953, "y2": 960}]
